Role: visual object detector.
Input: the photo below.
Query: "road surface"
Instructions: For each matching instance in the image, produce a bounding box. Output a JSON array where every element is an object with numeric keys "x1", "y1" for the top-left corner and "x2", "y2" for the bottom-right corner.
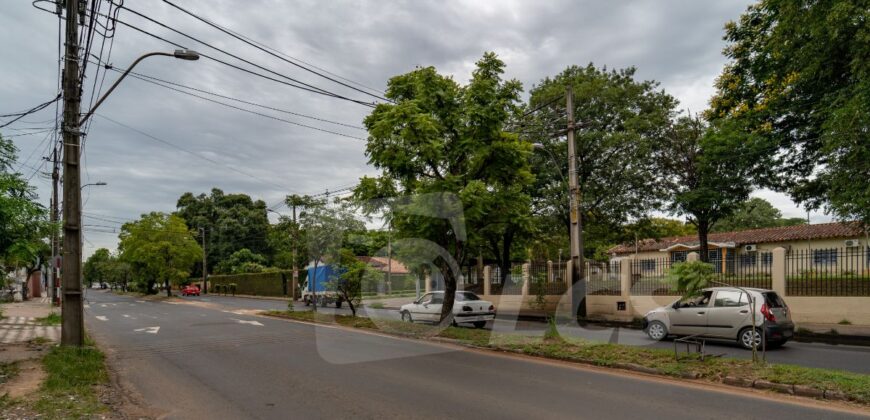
[
  {"x1": 184, "y1": 293, "x2": 870, "y2": 374},
  {"x1": 85, "y1": 291, "x2": 867, "y2": 419}
]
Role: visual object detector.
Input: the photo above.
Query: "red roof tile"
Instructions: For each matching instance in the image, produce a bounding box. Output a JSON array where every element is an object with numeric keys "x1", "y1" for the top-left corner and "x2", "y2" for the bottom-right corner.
[
  {"x1": 608, "y1": 221, "x2": 865, "y2": 254},
  {"x1": 356, "y1": 256, "x2": 410, "y2": 274}
]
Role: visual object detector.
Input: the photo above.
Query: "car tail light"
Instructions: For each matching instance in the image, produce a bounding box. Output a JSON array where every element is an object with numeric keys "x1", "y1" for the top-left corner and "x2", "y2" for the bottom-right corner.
[
  {"x1": 761, "y1": 303, "x2": 776, "y2": 322},
  {"x1": 488, "y1": 305, "x2": 494, "y2": 311},
  {"x1": 462, "y1": 305, "x2": 473, "y2": 312}
]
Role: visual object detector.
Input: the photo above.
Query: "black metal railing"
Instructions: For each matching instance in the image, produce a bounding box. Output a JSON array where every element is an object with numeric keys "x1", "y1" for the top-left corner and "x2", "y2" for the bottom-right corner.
[
  {"x1": 586, "y1": 261, "x2": 621, "y2": 296},
  {"x1": 786, "y1": 247, "x2": 870, "y2": 296}
]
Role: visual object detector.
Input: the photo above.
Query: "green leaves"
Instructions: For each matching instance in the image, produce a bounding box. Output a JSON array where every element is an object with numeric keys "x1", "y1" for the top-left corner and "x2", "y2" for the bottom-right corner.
[
  {"x1": 668, "y1": 261, "x2": 715, "y2": 299},
  {"x1": 118, "y1": 212, "x2": 201, "y2": 293}
]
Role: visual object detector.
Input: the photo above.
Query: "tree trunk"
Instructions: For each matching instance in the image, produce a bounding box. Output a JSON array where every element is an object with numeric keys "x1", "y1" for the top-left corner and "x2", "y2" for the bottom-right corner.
[
  {"x1": 438, "y1": 258, "x2": 457, "y2": 326},
  {"x1": 698, "y1": 219, "x2": 710, "y2": 263}
]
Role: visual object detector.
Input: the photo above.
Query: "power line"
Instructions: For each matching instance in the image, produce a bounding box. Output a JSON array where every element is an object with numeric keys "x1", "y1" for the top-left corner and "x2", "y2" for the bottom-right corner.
[
  {"x1": 0, "y1": 94, "x2": 62, "y2": 128},
  {"x1": 110, "y1": 5, "x2": 377, "y2": 108},
  {"x1": 93, "y1": 113, "x2": 297, "y2": 193},
  {"x1": 162, "y1": 0, "x2": 391, "y2": 104}
]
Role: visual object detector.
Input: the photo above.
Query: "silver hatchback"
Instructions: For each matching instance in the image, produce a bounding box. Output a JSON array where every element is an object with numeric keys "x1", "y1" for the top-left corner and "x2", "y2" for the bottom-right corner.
[{"x1": 642, "y1": 287, "x2": 795, "y2": 349}]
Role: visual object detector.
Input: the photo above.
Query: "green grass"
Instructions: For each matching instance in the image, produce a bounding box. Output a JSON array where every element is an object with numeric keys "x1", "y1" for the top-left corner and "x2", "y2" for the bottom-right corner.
[
  {"x1": 36, "y1": 312, "x2": 61, "y2": 326},
  {"x1": 367, "y1": 302, "x2": 385, "y2": 309},
  {"x1": 0, "y1": 361, "x2": 20, "y2": 386},
  {"x1": 29, "y1": 345, "x2": 109, "y2": 419},
  {"x1": 263, "y1": 309, "x2": 870, "y2": 404},
  {"x1": 838, "y1": 319, "x2": 852, "y2": 325}
]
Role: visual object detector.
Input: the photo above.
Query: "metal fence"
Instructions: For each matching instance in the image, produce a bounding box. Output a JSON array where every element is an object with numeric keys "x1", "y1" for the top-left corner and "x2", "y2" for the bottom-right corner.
[
  {"x1": 586, "y1": 261, "x2": 621, "y2": 296},
  {"x1": 501, "y1": 263, "x2": 525, "y2": 295},
  {"x1": 529, "y1": 261, "x2": 569, "y2": 295},
  {"x1": 630, "y1": 258, "x2": 675, "y2": 295},
  {"x1": 786, "y1": 247, "x2": 870, "y2": 296}
]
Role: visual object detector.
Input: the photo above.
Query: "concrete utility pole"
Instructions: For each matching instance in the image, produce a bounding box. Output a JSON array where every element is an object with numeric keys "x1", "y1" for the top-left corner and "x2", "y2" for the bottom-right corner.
[
  {"x1": 289, "y1": 198, "x2": 300, "y2": 301},
  {"x1": 200, "y1": 227, "x2": 207, "y2": 294},
  {"x1": 565, "y1": 85, "x2": 586, "y2": 318},
  {"x1": 49, "y1": 147, "x2": 59, "y2": 304},
  {"x1": 61, "y1": 0, "x2": 84, "y2": 346}
]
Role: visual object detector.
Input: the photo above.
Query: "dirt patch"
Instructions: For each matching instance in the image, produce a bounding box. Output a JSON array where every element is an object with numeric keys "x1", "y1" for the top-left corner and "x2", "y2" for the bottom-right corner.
[{"x1": 0, "y1": 359, "x2": 45, "y2": 399}]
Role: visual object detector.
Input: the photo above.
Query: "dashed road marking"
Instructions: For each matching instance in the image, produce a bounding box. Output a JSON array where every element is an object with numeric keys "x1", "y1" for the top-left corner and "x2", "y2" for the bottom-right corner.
[{"x1": 95, "y1": 316, "x2": 108, "y2": 321}]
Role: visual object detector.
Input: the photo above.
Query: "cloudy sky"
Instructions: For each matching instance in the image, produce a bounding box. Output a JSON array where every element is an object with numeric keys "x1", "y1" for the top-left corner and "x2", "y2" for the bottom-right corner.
[{"x1": 1, "y1": 0, "x2": 828, "y2": 257}]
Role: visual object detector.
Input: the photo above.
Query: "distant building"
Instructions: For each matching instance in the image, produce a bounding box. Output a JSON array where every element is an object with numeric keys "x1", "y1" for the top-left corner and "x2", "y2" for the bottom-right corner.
[{"x1": 607, "y1": 222, "x2": 868, "y2": 273}]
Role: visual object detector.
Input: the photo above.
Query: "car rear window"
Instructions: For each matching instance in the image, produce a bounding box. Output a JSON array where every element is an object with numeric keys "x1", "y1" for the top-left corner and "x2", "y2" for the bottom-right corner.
[{"x1": 763, "y1": 292, "x2": 786, "y2": 308}]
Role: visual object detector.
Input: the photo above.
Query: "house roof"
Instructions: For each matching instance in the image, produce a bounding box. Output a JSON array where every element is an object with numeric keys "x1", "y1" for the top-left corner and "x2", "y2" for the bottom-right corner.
[
  {"x1": 608, "y1": 221, "x2": 865, "y2": 255},
  {"x1": 357, "y1": 256, "x2": 410, "y2": 274}
]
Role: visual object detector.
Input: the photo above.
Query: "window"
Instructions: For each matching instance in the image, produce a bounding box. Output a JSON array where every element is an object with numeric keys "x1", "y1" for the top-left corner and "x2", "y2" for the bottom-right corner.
[
  {"x1": 761, "y1": 252, "x2": 773, "y2": 266},
  {"x1": 739, "y1": 253, "x2": 757, "y2": 267},
  {"x1": 714, "y1": 290, "x2": 747, "y2": 307},
  {"x1": 670, "y1": 251, "x2": 688, "y2": 263},
  {"x1": 813, "y1": 248, "x2": 838, "y2": 265},
  {"x1": 640, "y1": 259, "x2": 656, "y2": 271}
]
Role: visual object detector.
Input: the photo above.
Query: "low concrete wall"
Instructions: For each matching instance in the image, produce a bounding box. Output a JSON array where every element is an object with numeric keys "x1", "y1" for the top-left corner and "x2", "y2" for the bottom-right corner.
[{"x1": 783, "y1": 297, "x2": 870, "y2": 325}]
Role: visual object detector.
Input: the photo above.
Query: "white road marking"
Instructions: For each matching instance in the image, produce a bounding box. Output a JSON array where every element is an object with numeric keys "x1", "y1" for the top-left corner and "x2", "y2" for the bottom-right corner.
[
  {"x1": 231, "y1": 318, "x2": 264, "y2": 326},
  {"x1": 136, "y1": 300, "x2": 146, "y2": 303},
  {"x1": 95, "y1": 316, "x2": 108, "y2": 321},
  {"x1": 134, "y1": 326, "x2": 160, "y2": 334},
  {"x1": 84, "y1": 304, "x2": 90, "y2": 308}
]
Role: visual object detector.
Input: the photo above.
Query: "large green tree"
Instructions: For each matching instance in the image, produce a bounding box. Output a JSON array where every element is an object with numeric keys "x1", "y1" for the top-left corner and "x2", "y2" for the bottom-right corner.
[
  {"x1": 354, "y1": 52, "x2": 532, "y2": 322},
  {"x1": 118, "y1": 212, "x2": 202, "y2": 295},
  {"x1": 710, "y1": 0, "x2": 870, "y2": 224},
  {"x1": 712, "y1": 197, "x2": 806, "y2": 232},
  {"x1": 654, "y1": 116, "x2": 765, "y2": 261},
  {"x1": 175, "y1": 188, "x2": 270, "y2": 275},
  {"x1": 0, "y1": 134, "x2": 52, "y2": 275},
  {"x1": 84, "y1": 248, "x2": 112, "y2": 287},
  {"x1": 524, "y1": 64, "x2": 677, "y2": 262}
]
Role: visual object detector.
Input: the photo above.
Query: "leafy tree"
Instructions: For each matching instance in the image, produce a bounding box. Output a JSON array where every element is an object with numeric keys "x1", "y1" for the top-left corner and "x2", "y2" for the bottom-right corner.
[
  {"x1": 0, "y1": 134, "x2": 53, "y2": 275},
  {"x1": 215, "y1": 248, "x2": 268, "y2": 274},
  {"x1": 710, "y1": 0, "x2": 870, "y2": 225},
  {"x1": 84, "y1": 248, "x2": 112, "y2": 287},
  {"x1": 175, "y1": 188, "x2": 270, "y2": 275},
  {"x1": 712, "y1": 197, "x2": 806, "y2": 232},
  {"x1": 654, "y1": 116, "x2": 764, "y2": 262},
  {"x1": 524, "y1": 64, "x2": 677, "y2": 263},
  {"x1": 354, "y1": 52, "x2": 532, "y2": 323},
  {"x1": 118, "y1": 212, "x2": 202, "y2": 295},
  {"x1": 300, "y1": 198, "x2": 364, "y2": 311},
  {"x1": 330, "y1": 249, "x2": 380, "y2": 316}
]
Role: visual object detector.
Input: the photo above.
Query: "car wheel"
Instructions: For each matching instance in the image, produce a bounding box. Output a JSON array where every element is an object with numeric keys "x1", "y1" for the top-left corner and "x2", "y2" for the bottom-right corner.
[
  {"x1": 304, "y1": 297, "x2": 310, "y2": 306},
  {"x1": 738, "y1": 327, "x2": 763, "y2": 350},
  {"x1": 646, "y1": 321, "x2": 668, "y2": 341},
  {"x1": 473, "y1": 321, "x2": 486, "y2": 329},
  {"x1": 401, "y1": 311, "x2": 413, "y2": 323},
  {"x1": 335, "y1": 300, "x2": 342, "y2": 309}
]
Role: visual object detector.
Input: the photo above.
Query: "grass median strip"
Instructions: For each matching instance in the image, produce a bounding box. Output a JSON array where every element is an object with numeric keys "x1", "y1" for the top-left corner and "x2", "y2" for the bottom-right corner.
[
  {"x1": 263, "y1": 310, "x2": 870, "y2": 405},
  {"x1": 35, "y1": 312, "x2": 61, "y2": 326}
]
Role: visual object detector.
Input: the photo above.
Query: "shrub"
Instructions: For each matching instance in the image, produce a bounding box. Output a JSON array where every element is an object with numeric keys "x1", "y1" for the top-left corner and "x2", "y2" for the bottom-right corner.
[{"x1": 668, "y1": 261, "x2": 715, "y2": 297}]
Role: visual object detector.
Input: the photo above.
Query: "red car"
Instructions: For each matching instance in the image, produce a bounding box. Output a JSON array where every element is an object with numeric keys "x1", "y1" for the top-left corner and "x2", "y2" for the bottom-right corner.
[{"x1": 181, "y1": 285, "x2": 201, "y2": 296}]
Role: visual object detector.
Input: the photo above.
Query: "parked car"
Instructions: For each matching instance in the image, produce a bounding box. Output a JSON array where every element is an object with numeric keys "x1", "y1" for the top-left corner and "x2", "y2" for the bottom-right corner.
[
  {"x1": 642, "y1": 287, "x2": 794, "y2": 349},
  {"x1": 181, "y1": 284, "x2": 201, "y2": 297},
  {"x1": 400, "y1": 291, "x2": 495, "y2": 328}
]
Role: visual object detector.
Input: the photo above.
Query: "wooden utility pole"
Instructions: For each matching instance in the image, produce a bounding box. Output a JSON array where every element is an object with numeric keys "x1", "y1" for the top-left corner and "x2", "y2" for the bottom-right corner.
[
  {"x1": 565, "y1": 85, "x2": 586, "y2": 318},
  {"x1": 200, "y1": 227, "x2": 207, "y2": 294},
  {"x1": 61, "y1": 0, "x2": 84, "y2": 346},
  {"x1": 49, "y1": 147, "x2": 59, "y2": 304}
]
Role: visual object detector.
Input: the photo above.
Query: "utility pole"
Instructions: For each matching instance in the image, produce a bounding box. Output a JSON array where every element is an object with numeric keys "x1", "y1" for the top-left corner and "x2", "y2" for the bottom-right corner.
[
  {"x1": 565, "y1": 85, "x2": 586, "y2": 319},
  {"x1": 291, "y1": 199, "x2": 299, "y2": 301},
  {"x1": 49, "y1": 147, "x2": 59, "y2": 304},
  {"x1": 200, "y1": 227, "x2": 207, "y2": 294},
  {"x1": 61, "y1": 0, "x2": 84, "y2": 346}
]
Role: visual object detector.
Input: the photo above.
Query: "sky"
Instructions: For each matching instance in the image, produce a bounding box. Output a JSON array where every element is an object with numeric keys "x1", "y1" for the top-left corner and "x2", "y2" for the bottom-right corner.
[{"x1": 0, "y1": 0, "x2": 830, "y2": 258}]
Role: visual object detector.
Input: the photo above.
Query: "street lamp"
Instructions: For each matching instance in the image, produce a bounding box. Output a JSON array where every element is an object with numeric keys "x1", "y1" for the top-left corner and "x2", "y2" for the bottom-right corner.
[
  {"x1": 81, "y1": 181, "x2": 107, "y2": 190},
  {"x1": 60, "y1": 49, "x2": 199, "y2": 347},
  {"x1": 79, "y1": 50, "x2": 200, "y2": 126}
]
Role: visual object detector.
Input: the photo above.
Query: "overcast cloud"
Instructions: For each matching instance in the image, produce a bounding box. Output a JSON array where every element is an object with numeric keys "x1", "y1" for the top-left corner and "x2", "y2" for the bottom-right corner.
[{"x1": 0, "y1": 0, "x2": 828, "y2": 257}]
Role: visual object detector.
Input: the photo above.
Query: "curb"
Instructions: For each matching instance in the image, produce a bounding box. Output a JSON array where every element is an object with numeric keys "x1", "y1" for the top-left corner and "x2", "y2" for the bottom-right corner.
[{"x1": 723, "y1": 377, "x2": 849, "y2": 401}]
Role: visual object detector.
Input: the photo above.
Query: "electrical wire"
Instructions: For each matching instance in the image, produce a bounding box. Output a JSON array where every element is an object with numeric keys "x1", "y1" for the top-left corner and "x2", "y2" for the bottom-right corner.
[
  {"x1": 0, "y1": 94, "x2": 62, "y2": 128},
  {"x1": 161, "y1": 0, "x2": 390, "y2": 103},
  {"x1": 111, "y1": 5, "x2": 377, "y2": 108}
]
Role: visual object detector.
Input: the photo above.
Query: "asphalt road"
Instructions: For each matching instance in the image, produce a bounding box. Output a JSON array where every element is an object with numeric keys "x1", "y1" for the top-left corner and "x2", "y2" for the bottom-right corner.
[
  {"x1": 85, "y1": 290, "x2": 868, "y2": 419},
  {"x1": 183, "y1": 294, "x2": 870, "y2": 374}
]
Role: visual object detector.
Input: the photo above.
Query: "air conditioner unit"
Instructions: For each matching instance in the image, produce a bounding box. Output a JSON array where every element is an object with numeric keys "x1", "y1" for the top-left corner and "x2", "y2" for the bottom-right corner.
[
  {"x1": 844, "y1": 239, "x2": 861, "y2": 248},
  {"x1": 743, "y1": 244, "x2": 758, "y2": 252}
]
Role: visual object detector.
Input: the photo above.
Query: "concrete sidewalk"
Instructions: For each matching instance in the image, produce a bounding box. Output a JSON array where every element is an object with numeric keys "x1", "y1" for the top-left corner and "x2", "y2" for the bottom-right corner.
[{"x1": 0, "y1": 298, "x2": 59, "y2": 344}]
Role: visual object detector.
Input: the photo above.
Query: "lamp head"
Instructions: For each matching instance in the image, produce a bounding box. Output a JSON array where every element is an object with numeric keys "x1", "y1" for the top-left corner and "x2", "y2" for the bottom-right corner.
[{"x1": 174, "y1": 49, "x2": 200, "y2": 60}]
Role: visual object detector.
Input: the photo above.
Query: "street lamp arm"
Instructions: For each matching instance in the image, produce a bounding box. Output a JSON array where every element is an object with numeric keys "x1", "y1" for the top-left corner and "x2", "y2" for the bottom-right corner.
[{"x1": 79, "y1": 50, "x2": 199, "y2": 126}]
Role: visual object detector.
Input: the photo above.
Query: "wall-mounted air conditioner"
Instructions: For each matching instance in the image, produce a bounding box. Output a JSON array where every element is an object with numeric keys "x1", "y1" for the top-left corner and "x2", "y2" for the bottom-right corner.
[
  {"x1": 743, "y1": 244, "x2": 758, "y2": 252},
  {"x1": 844, "y1": 239, "x2": 861, "y2": 248}
]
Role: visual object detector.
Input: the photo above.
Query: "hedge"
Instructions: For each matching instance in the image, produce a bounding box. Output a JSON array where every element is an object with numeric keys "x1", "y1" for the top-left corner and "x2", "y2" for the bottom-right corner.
[{"x1": 207, "y1": 270, "x2": 305, "y2": 297}]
